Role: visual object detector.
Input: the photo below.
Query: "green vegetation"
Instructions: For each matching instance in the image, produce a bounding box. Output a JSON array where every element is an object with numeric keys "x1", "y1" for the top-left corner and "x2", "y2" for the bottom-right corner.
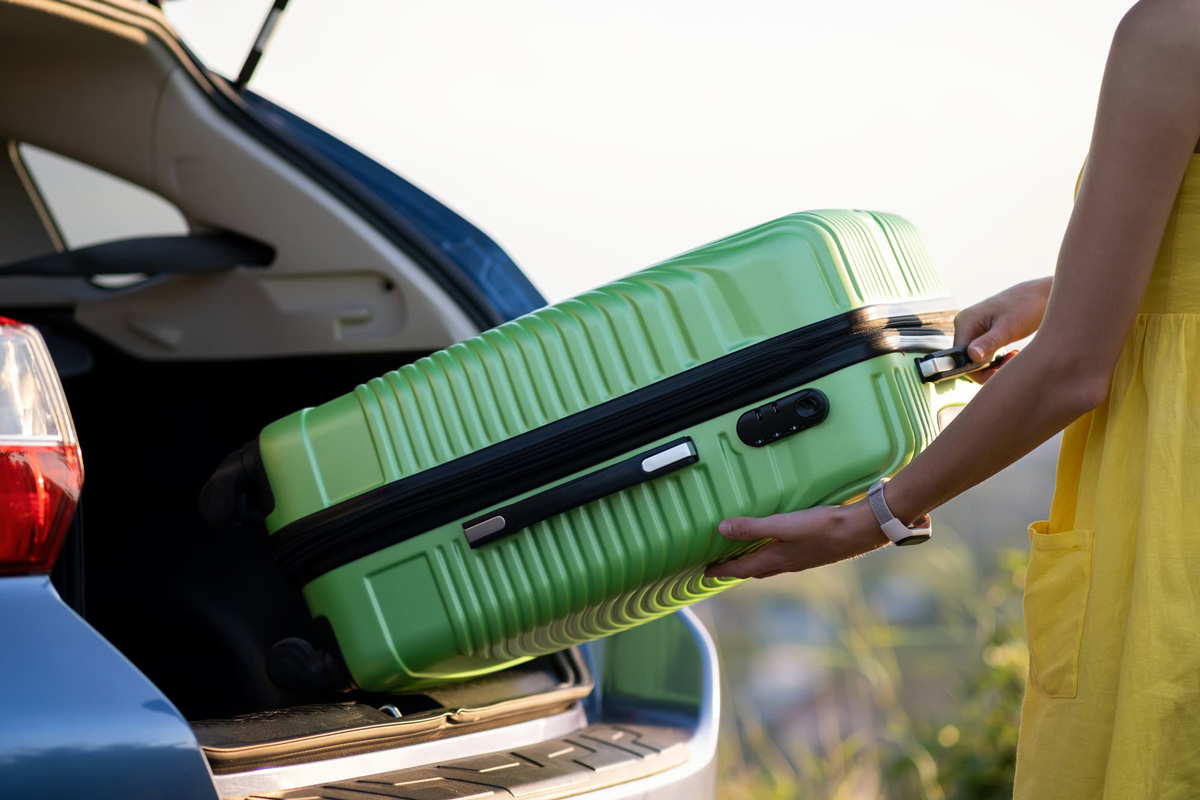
[{"x1": 707, "y1": 527, "x2": 1029, "y2": 800}]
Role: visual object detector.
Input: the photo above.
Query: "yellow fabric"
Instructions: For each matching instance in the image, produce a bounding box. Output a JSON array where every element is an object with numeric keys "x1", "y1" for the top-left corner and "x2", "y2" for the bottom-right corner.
[{"x1": 1014, "y1": 155, "x2": 1200, "y2": 798}]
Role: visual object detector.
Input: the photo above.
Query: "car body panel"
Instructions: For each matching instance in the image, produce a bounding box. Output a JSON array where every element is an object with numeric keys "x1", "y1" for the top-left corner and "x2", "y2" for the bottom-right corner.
[{"x1": 0, "y1": 575, "x2": 218, "y2": 800}]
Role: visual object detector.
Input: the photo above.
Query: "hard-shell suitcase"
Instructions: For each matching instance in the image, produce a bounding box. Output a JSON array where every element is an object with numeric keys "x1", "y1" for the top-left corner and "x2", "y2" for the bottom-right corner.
[{"x1": 202, "y1": 210, "x2": 977, "y2": 692}]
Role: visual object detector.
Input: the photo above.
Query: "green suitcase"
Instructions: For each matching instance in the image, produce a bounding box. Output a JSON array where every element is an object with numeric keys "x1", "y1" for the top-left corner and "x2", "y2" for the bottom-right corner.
[{"x1": 202, "y1": 210, "x2": 977, "y2": 692}]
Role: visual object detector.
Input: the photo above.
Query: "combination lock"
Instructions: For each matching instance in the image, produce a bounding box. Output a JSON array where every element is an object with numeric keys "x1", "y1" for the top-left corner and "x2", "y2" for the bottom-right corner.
[{"x1": 736, "y1": 388, "x2": 829, "y2": 447}]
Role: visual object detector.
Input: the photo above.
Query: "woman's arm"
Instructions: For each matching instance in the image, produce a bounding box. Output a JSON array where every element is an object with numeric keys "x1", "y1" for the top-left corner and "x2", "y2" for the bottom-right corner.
[{"x1": 707, "y1": 0, "x2": 1200, "y2": 580}]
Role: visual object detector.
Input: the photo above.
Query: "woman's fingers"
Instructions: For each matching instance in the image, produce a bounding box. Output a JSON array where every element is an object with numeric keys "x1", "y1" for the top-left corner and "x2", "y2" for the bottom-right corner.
[
  {"x1": 700, "y1": 513, "x2": 825, "y2": 582},
  {"x1": 969, "y1": 366, "x2": 999, "y2": 385},
  {"x1": 718, "y1": 507, "x2": 828, "y2": 542},
  {"x1": 752, "y1": 569, "x2": 787, "y2": 580},
  {"x1": 968, "y1": 349, "x2": 1019, "y2": 384},
  {"x1": 966, "y1": 317, "x2": 1021, "y2": 362},
  {"x1": 967, "y1": 330, "x2": 1008, "y2": 363},
  {"x1": 954, "y1": 291, "x2": 1025, "y2": 360},
  {"x1": 704, "y1": 542, "x2": 792, "y2": 580},
  {"x1": 953, "y1": 307, "x2": 991, "y2": 349},
  {"x1": 955, "y1": 280, "x2": 1051, "y2": 359},
  {"x1": 717, "y1": 515, "x2": 787, "y2": 541},
  {"x1": 706, "y1": 501, "x2": 887, "y2": 580},
  {"x1": 707, "y1": 508, "x2": 832, "y2": 579}
]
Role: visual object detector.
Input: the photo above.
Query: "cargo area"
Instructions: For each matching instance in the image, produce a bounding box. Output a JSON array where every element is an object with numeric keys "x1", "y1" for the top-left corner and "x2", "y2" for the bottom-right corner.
[
  {"x1": 3, "y1": 307, "x2": 719, "y2": 800},
  {"x1": 8, "y1": 310, "x2": 593, "y2": 765},
  {"x1": 195, "y1": 651, "x2": 592, "y2": 773}
]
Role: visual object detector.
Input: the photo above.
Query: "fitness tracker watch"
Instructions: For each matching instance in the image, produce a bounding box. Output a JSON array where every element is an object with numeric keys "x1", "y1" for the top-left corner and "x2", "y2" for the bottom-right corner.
[{"x1": 867, "y1": 478, "x2": 932, "y2": 546}]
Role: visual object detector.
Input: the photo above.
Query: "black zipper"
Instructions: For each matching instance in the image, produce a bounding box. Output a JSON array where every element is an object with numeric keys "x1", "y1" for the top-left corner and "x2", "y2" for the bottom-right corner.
[{"x1": 271, "y1": 304, "x2": 955, "y2": 583}]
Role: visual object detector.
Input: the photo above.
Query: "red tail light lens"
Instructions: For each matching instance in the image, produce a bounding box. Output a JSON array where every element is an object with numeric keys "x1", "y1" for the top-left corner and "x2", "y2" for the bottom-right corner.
[{"x1": 0, "y1": 318, "x2": 83, "y2": 575}]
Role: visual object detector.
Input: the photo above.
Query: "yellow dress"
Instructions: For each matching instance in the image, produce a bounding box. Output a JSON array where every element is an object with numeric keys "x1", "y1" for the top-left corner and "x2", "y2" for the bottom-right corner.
[{"x1": 1014, "y1": 155, "x2": 1200, "y2": 798}]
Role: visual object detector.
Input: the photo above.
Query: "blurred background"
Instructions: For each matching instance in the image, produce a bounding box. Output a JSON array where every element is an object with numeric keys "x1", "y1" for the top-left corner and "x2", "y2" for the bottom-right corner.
[
  {"x1": 64, "y1": 1, "x2": 1136, "y2": 796},
  {"x1": 161, "y1": 0, "x2": 1133, "y2": 306}
]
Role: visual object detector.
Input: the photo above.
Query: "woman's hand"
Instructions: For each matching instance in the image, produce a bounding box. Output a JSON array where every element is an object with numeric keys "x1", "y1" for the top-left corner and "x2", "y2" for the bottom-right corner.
[
  {"x1": 954, "y1": 278, "x2": 1051, "y2": 383},
  {"x1": 704, "y1": 500, "x2": 889, "y2": 580}
]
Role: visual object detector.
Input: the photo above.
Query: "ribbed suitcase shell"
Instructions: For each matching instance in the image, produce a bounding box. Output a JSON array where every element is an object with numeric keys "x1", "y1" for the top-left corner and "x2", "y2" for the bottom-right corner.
[{"x1": 256, "y1": 211, "x2": 974, "y2": 691}]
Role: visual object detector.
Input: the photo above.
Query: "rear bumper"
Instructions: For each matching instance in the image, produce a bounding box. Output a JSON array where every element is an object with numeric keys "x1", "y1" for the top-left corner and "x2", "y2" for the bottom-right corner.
[
  {"x1": 563, "y1": 609, "x2": 719, "y2": 800},
  {"x1": 214, "y1": 609, "x2": 719, "y2": 800}
]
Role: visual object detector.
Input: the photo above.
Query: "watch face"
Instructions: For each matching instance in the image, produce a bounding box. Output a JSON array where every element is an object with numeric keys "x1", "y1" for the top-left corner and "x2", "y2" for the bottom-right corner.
[{"x1": 895, "y1": 532, "x2": 932, "y2": 546}]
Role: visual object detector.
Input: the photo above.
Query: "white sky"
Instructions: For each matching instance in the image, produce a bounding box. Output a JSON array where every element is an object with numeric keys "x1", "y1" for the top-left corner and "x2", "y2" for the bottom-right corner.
[{"x1": 167, "y1": 0, "x2": 1134, "y2": 306}]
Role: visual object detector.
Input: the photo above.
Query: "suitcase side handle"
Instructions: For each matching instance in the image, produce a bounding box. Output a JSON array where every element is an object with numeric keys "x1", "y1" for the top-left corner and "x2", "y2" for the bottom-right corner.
[{"x1": 462, "y1": 437, "x2": 699, "y2": 548}]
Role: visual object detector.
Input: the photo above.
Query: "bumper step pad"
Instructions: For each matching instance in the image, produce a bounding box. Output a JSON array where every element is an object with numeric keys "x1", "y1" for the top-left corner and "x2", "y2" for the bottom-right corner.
[{"x1": 243, "y1": 723, "x2": 688, "y2": 799}]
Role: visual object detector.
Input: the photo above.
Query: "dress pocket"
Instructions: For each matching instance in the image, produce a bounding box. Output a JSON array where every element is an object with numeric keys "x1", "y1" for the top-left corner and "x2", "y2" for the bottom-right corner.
[{"x1": 1023, "y1": 522, "x2": 1094, "y2": 698}]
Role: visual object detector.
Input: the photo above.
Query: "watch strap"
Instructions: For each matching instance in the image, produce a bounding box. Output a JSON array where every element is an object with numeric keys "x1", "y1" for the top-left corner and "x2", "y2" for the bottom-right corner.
[{"x1": 867, "y1": 478, "x2": 932, "y2": 546}]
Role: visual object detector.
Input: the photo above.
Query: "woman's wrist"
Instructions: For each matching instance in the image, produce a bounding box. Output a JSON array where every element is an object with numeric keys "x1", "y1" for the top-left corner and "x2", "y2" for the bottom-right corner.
[
  {"x1": 871, "y1": 471, "x2": 927, "y2": 530},
  {"x1": 837, "y1": 499, "x2": 890, "y2": 551}
]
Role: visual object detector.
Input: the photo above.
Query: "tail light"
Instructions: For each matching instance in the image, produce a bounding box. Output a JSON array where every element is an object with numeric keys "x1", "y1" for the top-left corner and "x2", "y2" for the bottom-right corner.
[{"x1": 0, "y1": 317, "x2": 83, "y2": 576}]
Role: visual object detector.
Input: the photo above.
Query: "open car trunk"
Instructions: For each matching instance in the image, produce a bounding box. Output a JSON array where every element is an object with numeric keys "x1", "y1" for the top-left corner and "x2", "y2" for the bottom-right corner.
[
  {"x1": 10, "y1": 310, "x2": 588, "y2": 740},
  {"x1": 0, "y1": 3, "x2": 719, "y2": 796},
  {"x1": 4, "y1": 277, "x2": 716, "y2": 800},
  {"x1": 0, "y1": 0, "x2": 568, "y2": 744},
  {"x1": 6, "y1": 309, "x2": 716, "y2": 798},
  {"x1": 195, "y1": 650, "x2": 592, "y2": 774}
]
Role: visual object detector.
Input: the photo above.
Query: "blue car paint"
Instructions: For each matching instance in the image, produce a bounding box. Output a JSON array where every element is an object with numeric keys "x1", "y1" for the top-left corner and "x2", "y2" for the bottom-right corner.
[
  {"x1": 239, "y1": 91, "x2": 547, "y2": 323},
  {"x1": 0, "y1": 576, "x2": 216, "y2": 800}
]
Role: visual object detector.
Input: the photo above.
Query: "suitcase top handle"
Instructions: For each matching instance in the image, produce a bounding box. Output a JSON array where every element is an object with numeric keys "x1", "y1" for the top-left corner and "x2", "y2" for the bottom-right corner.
[{"x1": 916, "y1": 346, "x2": 1002, "y2": 383}]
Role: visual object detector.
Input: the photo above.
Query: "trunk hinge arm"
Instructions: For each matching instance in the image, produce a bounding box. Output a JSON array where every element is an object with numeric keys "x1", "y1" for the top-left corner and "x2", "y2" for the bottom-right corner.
[{"x1": 235, "y1": 0, "x2": 291, "y2": 91}]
